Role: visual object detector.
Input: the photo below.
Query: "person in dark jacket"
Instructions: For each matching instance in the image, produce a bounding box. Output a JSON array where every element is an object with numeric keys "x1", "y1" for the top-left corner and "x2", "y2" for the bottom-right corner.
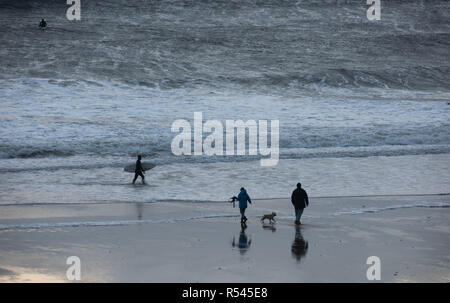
[
  {"x1": 291, "y1": 183, "x2": 309, "y2": 225},
  {"x1": 236, "y1": 187, "x2": 252, "y2": 224},
  {"x1": 132, "y1": 155, "x2": 145, "y2": 184}
]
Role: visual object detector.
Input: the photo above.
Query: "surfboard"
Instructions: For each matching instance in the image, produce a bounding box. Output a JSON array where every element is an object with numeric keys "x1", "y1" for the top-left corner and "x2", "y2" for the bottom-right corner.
[{"x1": 123, "y1": 162, "x2": 156, "y2": 173}]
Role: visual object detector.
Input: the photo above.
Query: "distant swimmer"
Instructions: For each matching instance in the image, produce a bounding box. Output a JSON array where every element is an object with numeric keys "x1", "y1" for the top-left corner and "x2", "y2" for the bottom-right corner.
[
  {"x1": 132, "y1": 155, "x2": 145, "y2": 184},
  {"x1": 39, "y1": 19, "x2": 47, "y2": 28},
  {"x1": 291, "y1": 183, "x2": 309, "y2": 225}
]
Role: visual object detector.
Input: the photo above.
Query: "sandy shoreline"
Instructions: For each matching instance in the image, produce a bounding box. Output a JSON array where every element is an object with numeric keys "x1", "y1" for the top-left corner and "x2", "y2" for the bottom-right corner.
[{"x1": 0, "y1": 196, "x2": 449, "y2": 282}]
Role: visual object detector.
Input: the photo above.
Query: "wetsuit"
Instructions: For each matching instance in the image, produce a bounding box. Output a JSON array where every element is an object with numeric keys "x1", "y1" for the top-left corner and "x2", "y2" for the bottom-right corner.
[{"x1": 132, "y1": 159, "x2": 145, "y2": 184}]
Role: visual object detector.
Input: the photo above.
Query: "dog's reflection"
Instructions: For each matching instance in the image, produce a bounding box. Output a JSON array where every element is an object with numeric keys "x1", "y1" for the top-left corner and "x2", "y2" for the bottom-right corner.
[
  {"x1": 262, "y1": 223, "x2": 276, "y2": 233},
  {"x1": 232, "y1": 223, "x2": 252, "y2": 255},
  {"x1": 291, "y1": 225, "x2": 308, "y2": 262}
]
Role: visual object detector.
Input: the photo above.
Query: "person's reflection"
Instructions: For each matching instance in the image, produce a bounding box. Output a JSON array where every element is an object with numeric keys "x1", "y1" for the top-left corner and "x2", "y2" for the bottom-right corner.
[
  {"x1": 291, "y1": 225, "x2": 308, "y2": 262},
  {"x1": 232, "y1": 223, "x2": 252, "y2": 255},
  {"x1": 136, "y1": 202, "x2": 144, "y2": 220},
  {"x1": 262, "y1": 223, "x2": 276, "y2": 233}
]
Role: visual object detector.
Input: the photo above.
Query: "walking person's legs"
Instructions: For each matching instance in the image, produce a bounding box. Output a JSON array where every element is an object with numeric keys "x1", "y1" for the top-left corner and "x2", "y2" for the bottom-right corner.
[
  {"x1": 133, "y1": 172, "x2": 145, "y2": 184},
  {"x1": 240, "y1": 208, "x2": 247, "y2": 223},
  {"x1": 295, "y1": 207, "x2": 304, "y2": 224}
]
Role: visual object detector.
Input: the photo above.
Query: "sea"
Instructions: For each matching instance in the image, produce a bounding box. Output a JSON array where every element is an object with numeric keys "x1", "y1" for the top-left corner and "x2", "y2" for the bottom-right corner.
[{"x1": 0, "y1": 0, "x2": 449, "y2": 217}]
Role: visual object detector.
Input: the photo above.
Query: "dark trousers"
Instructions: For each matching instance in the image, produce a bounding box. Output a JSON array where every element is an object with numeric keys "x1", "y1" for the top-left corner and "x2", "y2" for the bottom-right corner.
[
  {"x1": 133, "y1": 171, "x2": 145, "y2": 184},
  {"x1": 295, "y1": 207, "x2": 304, "y2": 222},
  {"x1": 240, "y1": 208, "x2": 247, "y2": 220}
]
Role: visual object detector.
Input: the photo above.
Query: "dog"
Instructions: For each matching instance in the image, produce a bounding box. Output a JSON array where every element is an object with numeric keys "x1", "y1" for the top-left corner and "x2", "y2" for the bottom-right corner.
[
  {"x1": 260, "y1": 212, "x2": 277, "y2": 223},
  {"x1": 229, "y1": 196, "x2": 238, "y2": 208},
  {"x1": 229, "y1": 196, "x2": 238, "y2": 202}
]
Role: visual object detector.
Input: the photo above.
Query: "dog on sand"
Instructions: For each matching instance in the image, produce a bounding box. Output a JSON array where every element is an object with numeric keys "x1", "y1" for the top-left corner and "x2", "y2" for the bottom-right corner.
[{"x1": 260, "y1": 212, "x2": 277, "y2": 223}]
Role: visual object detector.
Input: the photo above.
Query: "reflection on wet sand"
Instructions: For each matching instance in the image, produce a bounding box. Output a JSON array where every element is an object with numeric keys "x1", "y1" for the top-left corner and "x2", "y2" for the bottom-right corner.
[
  {"x1": 291, "y1": 225, "x2": 308, "y2": 262},
  {"x1": 262, "y1": 223, "x2": 276, "y2": 233},
  {"x1": 232, "y1": 223, "x2": 252, "y2": 255}
]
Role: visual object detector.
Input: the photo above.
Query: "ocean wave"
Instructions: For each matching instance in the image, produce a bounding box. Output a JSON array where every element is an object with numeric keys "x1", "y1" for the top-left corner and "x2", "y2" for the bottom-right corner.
[
  {"x1": 4, "y1": 66, "x2": 449, "y2": 92},
  {"x1": 0, "y1": 144, "x2": 449, "y2": 174},
  {"x1": 6, "y1": 148, "x2": 75, "y2": 159},
  {"x1": 0, "y1": 141, "x2": 448, "y2": 163},
  {"x1": 219, "y1": 66, "x2": 450, "y2": 91},
  {"x1": 0, "y1": 163, "x2": 125, "y2": 173}
]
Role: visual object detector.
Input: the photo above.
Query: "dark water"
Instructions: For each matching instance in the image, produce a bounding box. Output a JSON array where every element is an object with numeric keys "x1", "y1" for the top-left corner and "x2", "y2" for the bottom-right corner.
[{"x1": 1, "y1": 0, "x2": 450, "y2": 91}]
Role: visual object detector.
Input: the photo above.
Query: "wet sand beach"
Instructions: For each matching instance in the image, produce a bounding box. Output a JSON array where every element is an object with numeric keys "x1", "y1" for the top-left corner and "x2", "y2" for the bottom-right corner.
[{"x1": 0, "y1": 195, "x2": 449, "y2": 282}]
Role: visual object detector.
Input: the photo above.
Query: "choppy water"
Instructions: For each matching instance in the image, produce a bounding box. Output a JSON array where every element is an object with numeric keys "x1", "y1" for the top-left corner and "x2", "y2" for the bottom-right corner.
[{"x1": 0, "y1": 0, "x2": 449, "y2": 204}]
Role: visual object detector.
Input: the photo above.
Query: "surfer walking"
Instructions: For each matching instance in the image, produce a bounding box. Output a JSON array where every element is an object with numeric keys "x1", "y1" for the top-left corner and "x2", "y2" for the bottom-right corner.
[
  {"x1": 132, "y1": 155, "x2": 145, "y2": 184},
  {"x1": 39, "y1": 19, "x2": 47, "y2": 29}
]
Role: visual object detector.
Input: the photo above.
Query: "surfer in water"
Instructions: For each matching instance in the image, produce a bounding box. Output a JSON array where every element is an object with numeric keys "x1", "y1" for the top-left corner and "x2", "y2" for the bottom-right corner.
[
  {"x1": 39, "y1": 19, "x2": 47, "y2": 29},
  {"x1": 132, "y1": 155, "x2": 145, "y2": 184}
]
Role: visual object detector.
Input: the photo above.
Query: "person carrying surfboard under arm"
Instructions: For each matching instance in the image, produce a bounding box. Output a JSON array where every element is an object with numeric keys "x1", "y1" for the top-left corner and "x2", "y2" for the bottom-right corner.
[{"x1": 132, "y1": 155, "x2": 145, "y2": 184}]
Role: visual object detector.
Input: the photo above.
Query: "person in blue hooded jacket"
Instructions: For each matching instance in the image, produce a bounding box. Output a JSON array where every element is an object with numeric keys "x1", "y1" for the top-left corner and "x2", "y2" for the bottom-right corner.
[{"x1": 236, "y1": 187, "x2": 252, "y2": 223}]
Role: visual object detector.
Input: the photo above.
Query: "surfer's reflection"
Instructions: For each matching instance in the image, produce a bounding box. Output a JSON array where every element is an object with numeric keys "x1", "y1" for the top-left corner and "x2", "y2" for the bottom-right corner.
[
  {"x1": 291, "y1": 225, "x2": 308, "y2": 262},
  {"x1": 136, "y1": 202, "x2": 144, "y2": 220},
  {"x1": 232, "y1": 223, "x2": 252, "y2": 255}
]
